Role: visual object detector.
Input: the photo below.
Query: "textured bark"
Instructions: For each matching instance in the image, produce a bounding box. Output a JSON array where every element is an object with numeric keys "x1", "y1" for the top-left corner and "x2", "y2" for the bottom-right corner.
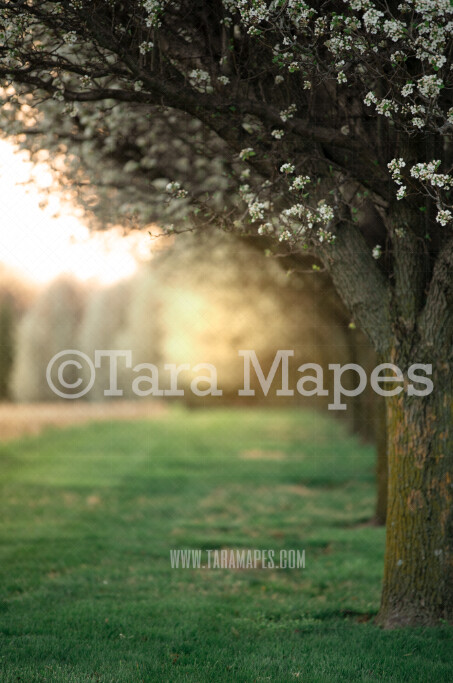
[
  {"x1": 377, "y1": 357, "x2": 453, "y2": 627},
  {"x1": 319, "y1": 220, "x2": 392, "y2": 355},
  {"x1": 374, "y1": 396, "x2": 388, "y2": 526}
]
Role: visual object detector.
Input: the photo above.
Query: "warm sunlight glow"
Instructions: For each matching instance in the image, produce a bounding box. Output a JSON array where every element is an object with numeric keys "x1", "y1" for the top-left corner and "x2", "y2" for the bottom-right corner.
[{"x1": 0, "y1": 139, "x2": 152, "y2": 284}]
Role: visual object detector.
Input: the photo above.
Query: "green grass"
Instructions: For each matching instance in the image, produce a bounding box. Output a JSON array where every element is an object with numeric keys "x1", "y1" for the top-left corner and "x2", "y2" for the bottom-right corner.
[{"x1": 0, "y1": 408, "x2": 451, "y2": 682}]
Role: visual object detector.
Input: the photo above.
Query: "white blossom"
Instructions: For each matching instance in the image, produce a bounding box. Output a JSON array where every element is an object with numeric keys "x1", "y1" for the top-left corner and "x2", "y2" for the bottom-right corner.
[
  {"x1": 384, "y1": 19, "x2": 406, "y2": 41},
  {"x1": 143, "y1": 0, "x2": 165, "y2": 28},
  {"x1": 362, "y1": 8, "x2": 384, "y2": 34},
  {"x1": 290, "y1": 175, "x2": 311, "y2": 191},
  {"x1": 280, "y1": 104, "x2": 297, "y2": 122},
  {"x1": 248, "y1": 201, "x2": 267, "y2": 221},
  {"x1": 63, "y1": 31, "x2": 78, "y2": 44},
  {"x1": 376, "y1": 99, "x2": 399, "y2": 118},
  {"x1": 139, "y1": 41, "x2": 154, "y2": 55},
  {"x1": 188, "y1": 69, "x2": 213, "y2": 93},
  {"x1": 166, "y1": 181, "x2": 188, "y2": 198},
  {"x1": 316, "y1": 203, "x2": 334, "y2": 223},
  {"x1": 258, "y1": 222, "x2": 274, "y2": 236},
  {"x1": 388, "y1": 158, "x2": 406, "y2": 186},
  {"x1": 372, "y1": 245, "x2": 382, "y2": 259},
  {"x1": 364, "y1": 91, "x2": 377, "y2": 106},
  {"x1": 317, "y1": 229, "x2": 336, "y2": 244},
  {"x1": 401, "y1": 83, "x2": 414, "y2": 97},
  {"x1": 417, "y1": 75, "x2": 443, "y2": 99},
  {"x1": 239, "y1": 147, "x2": 255, "y2": 161},
  {"x1": 436, "y1": 209, "x2": 452, "y2": 226},
  {"x1": 279, "y1": 229, "x2": 294, "y2": 242},
  {"x1": 412, "y1": 117, "x2": 425, "y2": 129}
]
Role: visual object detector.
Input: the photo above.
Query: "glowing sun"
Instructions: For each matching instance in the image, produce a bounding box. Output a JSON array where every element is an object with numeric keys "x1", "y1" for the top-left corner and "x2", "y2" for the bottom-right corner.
[{"x1": 0, "y1": 139, "x2": 151, "y2": 285}]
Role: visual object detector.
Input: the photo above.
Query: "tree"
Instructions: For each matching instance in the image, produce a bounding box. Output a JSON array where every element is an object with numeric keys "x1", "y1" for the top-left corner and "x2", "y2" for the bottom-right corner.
[
  {"x1": 0, "y1": 265, "x2": 36, "y2": 400},
  {"x1": 0, "y1": 297, "x2": 14, "y2": 399},
  {"x1": 0, "y1": 0, "x2": 451, "y2": 627},
  {"x1": 11, "y1": 276, "x2": 87, "y2": 402}
]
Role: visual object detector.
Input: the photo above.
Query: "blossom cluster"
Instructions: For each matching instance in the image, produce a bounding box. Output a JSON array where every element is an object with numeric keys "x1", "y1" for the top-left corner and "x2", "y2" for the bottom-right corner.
[
  {"x1": 410, "y1": 161, "x2": 452, "y2": 190},
  {"x1": 388, "y1": 159, "x2": 453, "y2": 225},
  {"x1": 188, "y1": 69, "x2": 213, "y2": 93},
  {"x1": 143, "y1": 0, "x2": 166, "y2": 28},
  {"x1": 166, "y1": 181, "x2": 189, "y2": 199},
  {"x1": 279, "y1": 104, "x2": 297, "y2": 122},
  {"x1": 139, "y1": 41, "x2": 154, "y2": 55}
]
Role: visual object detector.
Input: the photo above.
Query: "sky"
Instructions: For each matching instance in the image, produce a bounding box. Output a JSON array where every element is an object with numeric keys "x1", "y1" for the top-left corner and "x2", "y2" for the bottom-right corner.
[{"x1": 0, "y1": 139, "x2": 151, "y2": 285}]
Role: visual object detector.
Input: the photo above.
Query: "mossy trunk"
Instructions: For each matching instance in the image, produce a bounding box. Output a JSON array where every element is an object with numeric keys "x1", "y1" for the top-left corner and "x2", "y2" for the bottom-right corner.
[
  {"x1": 377, "y1": 358, "x2": 453, "y2": 628},
  {"x1": 316, "y1": 209, "x2": 453, "y2": 628}
]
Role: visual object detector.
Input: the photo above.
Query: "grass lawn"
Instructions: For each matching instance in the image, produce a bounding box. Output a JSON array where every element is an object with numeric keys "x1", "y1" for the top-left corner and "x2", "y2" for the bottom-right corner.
[{"x1": 0, "y1": 407, "x2": 451, "y2": 682}]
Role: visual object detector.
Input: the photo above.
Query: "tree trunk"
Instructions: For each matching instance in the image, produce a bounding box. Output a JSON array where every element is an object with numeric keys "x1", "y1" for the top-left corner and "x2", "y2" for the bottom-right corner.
[
  {"x1": 374, "y1": 396, "x2": 388, "y2": 526},
  {"x1": 377, "y1": 356, "x2": 453, "y2": 628},
  {"x1": 318, "y1": 219, "x2": 453, "y2": 627}
]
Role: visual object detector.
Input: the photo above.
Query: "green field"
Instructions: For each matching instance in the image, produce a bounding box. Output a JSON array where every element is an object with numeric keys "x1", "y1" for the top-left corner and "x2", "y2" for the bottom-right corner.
[{"x1": 0, "y1": 408, "x2": 451, "y2": 682}]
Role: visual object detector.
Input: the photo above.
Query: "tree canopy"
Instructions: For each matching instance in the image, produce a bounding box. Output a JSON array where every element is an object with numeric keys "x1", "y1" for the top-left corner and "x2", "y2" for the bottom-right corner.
[{"x1": 1, "y1": 0, "x2": 451, "y2": 354}]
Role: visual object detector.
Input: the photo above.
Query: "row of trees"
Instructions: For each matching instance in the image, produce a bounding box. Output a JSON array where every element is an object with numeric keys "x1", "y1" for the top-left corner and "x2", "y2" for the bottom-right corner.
[
  {"x1": 0, "y1": 0, "x2": 451, "y2": 626},
  {"x1": 11, "y1": 233, "x2": 375, "y2": 415}
]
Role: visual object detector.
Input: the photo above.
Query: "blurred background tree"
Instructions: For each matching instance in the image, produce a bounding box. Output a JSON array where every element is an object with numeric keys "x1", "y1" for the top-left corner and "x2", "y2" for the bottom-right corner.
[{"x1": 0, "y1": 265, "x2": 35, "y2": 400}]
